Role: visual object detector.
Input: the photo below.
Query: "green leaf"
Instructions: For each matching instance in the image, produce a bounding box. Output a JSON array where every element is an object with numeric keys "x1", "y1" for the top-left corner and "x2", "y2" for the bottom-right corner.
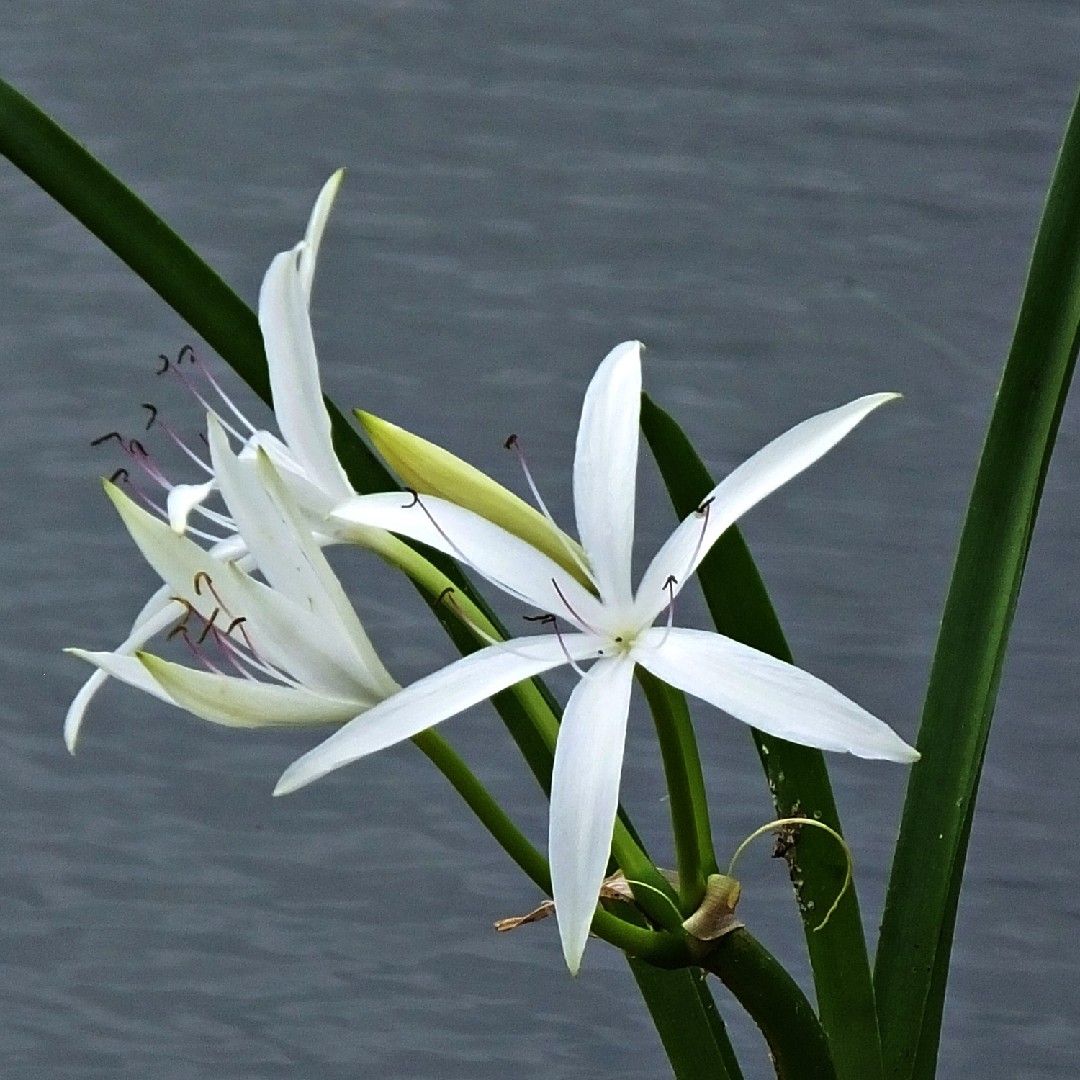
[
  {"x1": 873, "y1": 82, "x2": 1080, "y2": 1080},
  {"x1": 641, "y1": 394, "x2": 882, "y2": 1080}
]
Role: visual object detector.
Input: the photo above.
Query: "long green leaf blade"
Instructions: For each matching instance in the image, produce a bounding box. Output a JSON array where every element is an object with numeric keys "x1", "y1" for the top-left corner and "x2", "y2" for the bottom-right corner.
[
  {"x1": 641, "y1": 394, "x2": 882, "y2": 1080},
  {"x1": 874, "y1": 83, "x2": 1080, "y2": 1080}
]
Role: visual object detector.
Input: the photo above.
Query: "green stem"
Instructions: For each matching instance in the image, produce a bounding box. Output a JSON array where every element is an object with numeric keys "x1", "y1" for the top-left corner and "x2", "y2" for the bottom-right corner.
[
  {"x1": 412, "y1": 728, "x2": 551, "y2": 893},
  {"x1": 637, "y1": 667, "x2": 718, "y2": 914},
  {"x1": 700, "y1": 929, "x2": 836, "y2": 1080},
  {"x1": 412, "y1": 728, "x2": 686, "y2": 967},
  {"x1": 628, "y1": 959, "x2": 745, "y2": 1080}
]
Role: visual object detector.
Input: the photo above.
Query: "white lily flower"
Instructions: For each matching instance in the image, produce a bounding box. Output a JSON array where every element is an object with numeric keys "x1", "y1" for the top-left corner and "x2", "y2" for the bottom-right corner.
[
  {"x1": 66, "y1": 172, "x2": 382, "y2": 749},
  {"x1": 277, "y1": 340, "x2": 918, "y2": 974},
  {"x1": 69, "y1": 415, "x2": 398, "y2": 730}
]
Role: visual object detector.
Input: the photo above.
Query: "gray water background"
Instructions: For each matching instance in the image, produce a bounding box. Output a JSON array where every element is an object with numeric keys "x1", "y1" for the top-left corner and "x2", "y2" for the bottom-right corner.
[{"x1": 2, "y1": 2, "x2": 1079, "y2": 1077}]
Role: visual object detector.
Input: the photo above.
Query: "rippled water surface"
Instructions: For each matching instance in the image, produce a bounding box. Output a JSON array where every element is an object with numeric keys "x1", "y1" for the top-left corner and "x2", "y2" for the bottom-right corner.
[{"x1": 2, "y1": 3, "x2": 1079, "y2": 1077}]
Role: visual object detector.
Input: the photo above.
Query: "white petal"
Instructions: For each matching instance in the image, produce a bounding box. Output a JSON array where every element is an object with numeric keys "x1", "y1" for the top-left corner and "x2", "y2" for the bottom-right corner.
[
  {"x1": 549, "y1": 656, "x2": 635, "y2": 973},
  {"x1": 274, "y1": 633, "x2": 602, "y2": 795},
  {"x1": 259, "y1": 245, "x2": 353, "y2": 502},
  {"x1": 67, "y1": 649, "x2": 179, "y2": 707},
  {"x1": 573, "y1": 342, "x2": 642, "y2": 606},
  {"x1": 333, "y1": 493, "x2": 608, "y2": 632},
  {"x1": 634, "y1": 627, "x2": 919, "y2": 762},
  {"x1": 64, "y1": 590, "x2": 184, "y2": 752},
  {"x1": 166, "y1": 480, "x2": 218, "y2": 534},
  {"x1": 635, "y1": 393, "x2": 899, "y2": 624},
  {"x1": 139, "y1": 654, "x2": 362, "y2": 727},
  {"x1": 299, "y1": 170, "x2": 344, "y2": 299},
  {"x1": 105, "y1": 484, "x2": 381, "y2": 699}
]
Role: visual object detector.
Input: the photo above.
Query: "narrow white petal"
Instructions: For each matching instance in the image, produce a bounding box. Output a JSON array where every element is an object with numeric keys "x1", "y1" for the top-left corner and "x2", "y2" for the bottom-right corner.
[
  {"x1": 259, "y1": 245, "x2": 353, "y2": 502},
  {"x1": 64, "y1": 593, "x2": 181, "y2": 752},
  {"x1": 166, "y1": 480, "x2": 218, "y2": 534},
  {"x1": 635, "y1": 393, "x2": 899, "y2": 624},
  {"x1": 67, "y1": 649, "x2": 179, "y2": 707},
  {"x1": 333, "y1": 493, "x2": 608, "y2": 632},
  {"x1": 106, "y1": 483, "x2": 380, "y2": 699},
  {"x1": 635, "y1": 627, "x2": 919, "y2": 762},
  {"x1": 299, "y1": 170, "x2": 344, "y2": 299},
  {"x1": 138, "y1": 654, "x2": 362, "y2": 727},
  {"x1": 210, "y1": 420, "x2": 397, "y2": 695},
  {"x1": 573, "y1": 342, "x2": 642, "y2": 606},
  {"x1": 274, "y1": 633, "x2": 602, "y2": 795},
  {"x1": 549, "y1": 656, "x2": 635, "y2": 973}
]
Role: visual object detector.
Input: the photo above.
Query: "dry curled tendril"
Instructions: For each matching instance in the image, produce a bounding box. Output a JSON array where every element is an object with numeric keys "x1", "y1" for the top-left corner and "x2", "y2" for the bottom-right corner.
[{"x1": 494, "y1": 817, "x2": 851, "y2": 949}]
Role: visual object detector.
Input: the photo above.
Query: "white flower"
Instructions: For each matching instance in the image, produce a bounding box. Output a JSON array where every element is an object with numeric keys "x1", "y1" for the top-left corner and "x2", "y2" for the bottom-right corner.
[
  {"x1": 275, "y1": 340, "x2": 918, "y2": 973},
  {"x1": 69, "y1": 415, "x2": 398, "y2": 729},
  {"x1": 66, "y1": 172, "x2": 382, "y2": 750}
]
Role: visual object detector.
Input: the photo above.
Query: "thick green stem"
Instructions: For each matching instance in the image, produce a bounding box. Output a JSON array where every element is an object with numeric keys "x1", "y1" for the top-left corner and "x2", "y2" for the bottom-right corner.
[
  {"x1": 637, "y1": 667, "x2": 718, "y2": 914},
  {"x1": 412, "y1": 728, "x2": 550, "y2": 893},
  {"x1": 701, "y1": 929, "x2": 836, "y2": 1080}
]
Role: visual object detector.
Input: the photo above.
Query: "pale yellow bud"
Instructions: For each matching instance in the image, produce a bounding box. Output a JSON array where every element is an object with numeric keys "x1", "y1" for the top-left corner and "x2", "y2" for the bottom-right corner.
[{"x1": 357, "y1": 410, "x2": 590, "y2": 587}]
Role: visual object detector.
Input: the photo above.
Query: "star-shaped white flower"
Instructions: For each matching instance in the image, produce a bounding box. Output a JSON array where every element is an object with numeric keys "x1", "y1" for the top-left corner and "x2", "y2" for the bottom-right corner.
[
  {"x1": 69, "y1": 415, "x2": 398, "y2": 729},
  {"x1": 275, "y1": 340, "x2": 918, "y2": 973},
  {"x1": 66, "y1": 172, "x2": 382, "y2": 749}
]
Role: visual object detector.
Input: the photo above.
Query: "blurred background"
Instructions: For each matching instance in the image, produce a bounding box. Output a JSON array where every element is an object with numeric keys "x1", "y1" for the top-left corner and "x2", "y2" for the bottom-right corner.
[{"x1": 2, "y1": 2, "x2": 1078, "y2": 1077}]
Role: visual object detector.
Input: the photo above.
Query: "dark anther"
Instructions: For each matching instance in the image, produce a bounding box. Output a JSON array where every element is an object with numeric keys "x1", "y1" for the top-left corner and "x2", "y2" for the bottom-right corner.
[
  {"x1": 503, "y1": 433, "x2": 519, "y2": 450},
  {"x1": 193, "y1": 570, "x2": 213, "y2": 596},
  {"x1": 127, "y1": 439, "x2": 147, "y2": 458},
  {"x1": 141, "y1": 403, "x2": 158, "y2": 430},
  {"x1": 614, "y1": 636, "x2": 623, "y2": 643},
  {"x1": 523, "y1": 612, "x2": 556, "y2": 624},
  {"x1": 403, "y1": 487, "x2": 421, "y2": 508},
  {"x1": 108, "y1": 468, "x2": 129, "y2": 484},
  {"x1": 695, "y1": 496, "x2": 715, "y2": 516},
  {"x1": 178, "y1": 344, "x2": 196, "y2": 364},
  {"x1": 664, "y1": 574, "x2": 678, "y2": 589},
  {"x1": 90, "y1": 431, "x2": 123, "y2": 447},
  {"x1": 156, "y1": 354, "x2": 171, "y2": 374},
  {"x1": 196, "y1": 608, "x2": 221, "y2": 645},
  {"x1": 435, "y1": 586, "x2": 456, "y2": 607},
  {"x1": 224, "y1": 616, "x2": 247, "y2": 636},
  {"x1": 167, "y1": 624, "x2": 193, "y2": 643}
]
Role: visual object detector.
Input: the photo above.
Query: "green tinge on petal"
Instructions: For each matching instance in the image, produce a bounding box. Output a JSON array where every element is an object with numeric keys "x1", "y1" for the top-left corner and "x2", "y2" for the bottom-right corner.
[
  {"x1": 139, "y1": 653, "x2": 363, "y2": 728},
  {"x1": 357, "y1": 410, "x2": 590, "y2": 587}
]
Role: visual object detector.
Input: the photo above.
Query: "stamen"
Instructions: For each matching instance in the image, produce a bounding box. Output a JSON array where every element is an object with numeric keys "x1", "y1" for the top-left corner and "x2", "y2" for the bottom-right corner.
[
  {"x1": 547, "y1": 616, "x2": 593, "y2": 679},
  {"x1": 655, "y1": 575, "x2": 678, "y2": 647},
  {"x1": 141, "y1": 403, "x2": 158, "y2": 430},
  {"x1": 195, "y1": 607, "x2": 221, "y2": 645},
  {"x1": 192, "y1": 570, "x2": 230, "y2": 615},
  {"x1": 223, "y1": 616, "x2": 254, "y2": 653},
  {"x1": 91, "y1": 431, "x2": 124, "y2": 447},
  {"x1": 156, "y1": 353, "x2": 171, "y2": 375},
  {"x1": 551, "y1": 578, "x2": 599, "y2": 635},
  {"x1": 668, "y1": 498, "x2": 714, "y2": 598},
  {"x1": 108, "y1": 468, "x2": 129, "y2": 484},
  {"x1": 505, "y1": 433, "x2": 594, "y2": 585},
  {"x1": 434, "y1": 587, "x2": 501, "y2": 646}
]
